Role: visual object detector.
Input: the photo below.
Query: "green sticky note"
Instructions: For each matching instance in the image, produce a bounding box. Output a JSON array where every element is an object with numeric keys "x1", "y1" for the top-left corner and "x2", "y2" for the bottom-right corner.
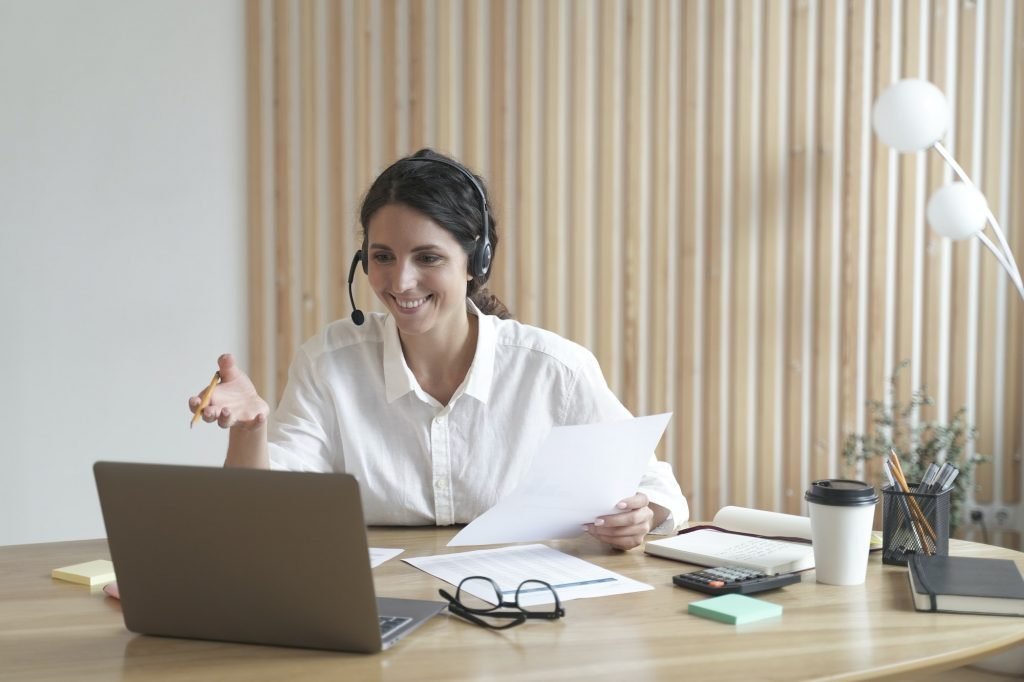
[{"x1": 687, "y1": 593, "x2": 783, "y2": 625}]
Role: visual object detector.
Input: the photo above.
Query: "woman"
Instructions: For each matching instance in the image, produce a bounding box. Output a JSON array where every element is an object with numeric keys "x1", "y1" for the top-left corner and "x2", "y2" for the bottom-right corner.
[{"x1": 190, "y1": 148, "x2": 688, "y2": 550}]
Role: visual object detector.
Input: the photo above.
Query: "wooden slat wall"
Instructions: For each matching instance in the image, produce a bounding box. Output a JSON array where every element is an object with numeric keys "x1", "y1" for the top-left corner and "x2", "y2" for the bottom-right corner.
[{"x1": 245, "y1": 0, "x2": 1024, "y2": 543}]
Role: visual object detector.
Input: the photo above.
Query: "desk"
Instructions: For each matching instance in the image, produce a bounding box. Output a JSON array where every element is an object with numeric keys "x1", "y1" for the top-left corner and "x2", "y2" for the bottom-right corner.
[{"x1": 2, "y1": 529, "x2": 1023, "y2": 681}]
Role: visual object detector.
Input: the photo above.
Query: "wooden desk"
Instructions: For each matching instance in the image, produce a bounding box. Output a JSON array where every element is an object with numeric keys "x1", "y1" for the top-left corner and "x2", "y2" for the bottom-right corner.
[{"x1": 2, "y1": 529, "x2": 1023, "y2": 681}]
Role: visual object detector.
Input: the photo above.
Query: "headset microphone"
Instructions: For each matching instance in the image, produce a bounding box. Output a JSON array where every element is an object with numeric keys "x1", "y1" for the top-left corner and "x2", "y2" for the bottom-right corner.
[{"x1": 346, "y1": 251, "x2": 365, "y2": 326}]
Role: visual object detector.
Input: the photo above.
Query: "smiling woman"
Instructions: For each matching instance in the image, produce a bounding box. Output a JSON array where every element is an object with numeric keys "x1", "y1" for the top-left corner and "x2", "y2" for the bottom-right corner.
[{"x1": 188, "y1": 149, "x2": 689, "y2": 551}]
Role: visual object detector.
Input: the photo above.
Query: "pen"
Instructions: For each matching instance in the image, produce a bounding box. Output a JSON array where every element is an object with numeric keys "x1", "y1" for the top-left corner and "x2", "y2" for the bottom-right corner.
[
  {"x1": 190, "y1": 371, "x2": 222, "y2": 429},
  {"x1": 939, "y1": 466, "x2": 960, "y2": 492},
  {"x1": 920, "y1": 463, "x2": 939, "y2": 493},
  {"x1": 925, "y1": 458, "x2": 937, "y2": 491}
]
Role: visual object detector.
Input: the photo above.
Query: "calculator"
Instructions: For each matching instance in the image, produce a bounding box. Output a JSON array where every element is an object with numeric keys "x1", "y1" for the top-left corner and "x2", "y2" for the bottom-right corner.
[{"x1": 672, "y1": 566, "x2": 801, "y2": 595}]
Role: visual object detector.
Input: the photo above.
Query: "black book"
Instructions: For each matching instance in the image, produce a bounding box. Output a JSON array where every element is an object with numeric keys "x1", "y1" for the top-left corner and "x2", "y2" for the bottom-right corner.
[{"x1": 907, "y1": 554, "x2": 1024, "y2": 616}]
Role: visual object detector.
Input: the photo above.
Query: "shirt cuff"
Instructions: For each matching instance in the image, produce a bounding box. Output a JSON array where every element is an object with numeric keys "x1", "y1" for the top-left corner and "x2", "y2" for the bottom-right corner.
[{"x1": 643, "y1": 490, "x2": 689, "y2": 535}]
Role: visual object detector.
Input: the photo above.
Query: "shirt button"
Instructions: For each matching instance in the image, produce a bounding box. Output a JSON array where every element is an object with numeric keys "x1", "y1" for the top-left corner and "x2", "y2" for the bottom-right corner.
[{"x1": 435, "y1": 479, "x2": 448, "y2": 491}]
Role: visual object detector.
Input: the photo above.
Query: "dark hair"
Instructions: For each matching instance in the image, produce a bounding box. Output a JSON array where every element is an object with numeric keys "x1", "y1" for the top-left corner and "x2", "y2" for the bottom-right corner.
[{"x1": 359, "y1": 149, "x2": 512, "y2": 319}]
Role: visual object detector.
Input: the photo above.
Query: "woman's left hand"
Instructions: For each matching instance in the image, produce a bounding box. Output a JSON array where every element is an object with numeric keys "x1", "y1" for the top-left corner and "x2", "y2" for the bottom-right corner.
[{"x1": 583, "y1": 492, "x2": 657, "y2": 550}]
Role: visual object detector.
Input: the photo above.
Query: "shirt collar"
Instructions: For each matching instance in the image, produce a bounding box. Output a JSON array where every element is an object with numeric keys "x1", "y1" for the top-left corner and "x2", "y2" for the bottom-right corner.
[
  {"x1": 382, "y1": 299, "x2": 496, "y2": 405},
  {"x1": 462, "y1": 299, "x2": 495, "y2": 403}
]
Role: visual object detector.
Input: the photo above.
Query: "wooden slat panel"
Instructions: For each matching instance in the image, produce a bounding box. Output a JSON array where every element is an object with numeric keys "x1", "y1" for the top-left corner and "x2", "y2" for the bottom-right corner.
[
  {"x1": 381, "y1": 0, "x2": 398, "y2": 163},
  {"x1": 1006, "y1": 0, "x2": 1024, "y2": 509},
  {"x1": 461, "y1": 0, "x2": 483, "y2": 171},
  {"x1": 409, "y1": 0, "x2": 426, "y2": 150},
  {"x1": 327, "y1": 0, "x2": 344, "y2": 324},
  {"x1": 814, "y1": 0, "x2": 840, "y2": 480},
  {"x1": 486, "y1": 0, "x2": 511, "y2": 311},
  {"x1": 246, "y1": 0, "x2": 266, "y2": 396},
  {"x1": 975, "y1": 0, "x2": 1005, "y2": 509},
  {"x1": 300, "y1": 0, "x2": 319, "y2": 340},
  {"x1": 542, "y1": 0, "x2": 565, "y2": 334},
  {"x1": 648, "y1": 0, "x2": 672, "y2": 462},
  {"x1": 840, "y1": 0, "x2": 869, "y2": 478},
  {"x1": 435, "y1": 0, "x2": 454, "y2": 154},
  {"x1": 921, "y1": 0, "x2": 949, "y2": 427},
  {"x1": 895, "y1": 0, "x2": 922, "y2": 413},
  {"x1": 272, "y1": 0, "x2": 293, "y2": 401},
  {"x1": 758, "y1": 0, "x2": 786, "y2": 513},
  {"x1": 569, "y1": 0, "x2": 596, "y2": 349},
  {"x1": 515, "y1": 0, "x2": 539, "y2": 325},
  {"x1": 248, "y1": 0, "x2": 1024, "y2": 544},
  {"x1": 867, "y1": 0, "x2": 892, "y2": 456},
  {"x1": 624, "y1": 0, "x2": 650, "y2": 414},
  {"x1": 952, "y1": 0, "x2": 982, "y2": 499},
  {"x1": 702, "y1": 0, "x2": 727, "y2": 516},
  {"x1": 731, "y1": 0, "x2": 755, "y2": 507},
  {"x1": 352, "y1": 0, "x2": 374, "y2": 318},
  {"x1": 595, "y1": 0, "x2": 623, "y2": 389},
  {"x1": 676, "y1": 0, "x2": 703, "y2": 517},
  {"x1": 786, "y1": 0, "x2": 811, "y2": 514}
]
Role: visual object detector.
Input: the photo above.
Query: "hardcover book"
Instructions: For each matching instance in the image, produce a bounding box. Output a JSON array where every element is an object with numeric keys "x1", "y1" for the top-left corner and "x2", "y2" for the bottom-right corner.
[{"x1": 907, "y1": 554, "x2": 1024, "y2": 616}]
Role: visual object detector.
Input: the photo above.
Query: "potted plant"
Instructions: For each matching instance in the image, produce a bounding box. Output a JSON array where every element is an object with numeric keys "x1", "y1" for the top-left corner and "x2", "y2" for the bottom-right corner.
[{"x1": 842, "y1": 360, "x2": 985, "y2": 534}]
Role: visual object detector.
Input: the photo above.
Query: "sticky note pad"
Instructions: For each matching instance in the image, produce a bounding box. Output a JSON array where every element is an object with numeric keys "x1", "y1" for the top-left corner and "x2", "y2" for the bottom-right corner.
[
  {"x1": 687, "y1": 593, "x2": 783, "y2": 625},
  {"x1": 52, "y1": 559, "x2": 116, "y2": 586}
]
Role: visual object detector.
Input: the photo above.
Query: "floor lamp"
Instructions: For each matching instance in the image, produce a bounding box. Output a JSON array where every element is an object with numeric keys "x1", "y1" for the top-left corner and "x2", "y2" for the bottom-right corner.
[{"x1": 871, "y1": 78, "x2": 1023, "y2": 301}]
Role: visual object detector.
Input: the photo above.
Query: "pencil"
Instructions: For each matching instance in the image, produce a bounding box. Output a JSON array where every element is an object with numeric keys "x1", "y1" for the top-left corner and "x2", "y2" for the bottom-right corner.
[
  {"x1": 190, "y1": 371, "x2": 222, "y2": 429},
  {"x1": 889, "y1": 450, "x2": 937, "y2": 548}
]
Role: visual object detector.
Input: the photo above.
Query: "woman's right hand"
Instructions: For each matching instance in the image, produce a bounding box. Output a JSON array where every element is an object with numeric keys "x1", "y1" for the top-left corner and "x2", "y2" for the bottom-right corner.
[{"x1": 188, "y1": 353, "x2": 270, "y2": 431}]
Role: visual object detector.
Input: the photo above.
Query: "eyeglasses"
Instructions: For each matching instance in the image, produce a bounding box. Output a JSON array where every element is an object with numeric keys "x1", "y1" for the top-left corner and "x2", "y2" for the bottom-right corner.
[{"x1": 438, "y1": 576, "x2": 566, "y2": 630}]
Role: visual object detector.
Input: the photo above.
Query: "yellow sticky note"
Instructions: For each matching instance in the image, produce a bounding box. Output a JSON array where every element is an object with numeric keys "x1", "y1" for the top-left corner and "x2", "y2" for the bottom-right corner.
[{"x1": 52, "y1": 559, "x2": 116, "y2": 586}]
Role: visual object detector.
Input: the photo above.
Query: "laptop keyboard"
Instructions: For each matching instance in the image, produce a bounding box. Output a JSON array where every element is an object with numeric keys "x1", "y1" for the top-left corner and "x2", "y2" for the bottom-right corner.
[{"x1": 379, "y1": 615, "x2": 412, "y2": 638}]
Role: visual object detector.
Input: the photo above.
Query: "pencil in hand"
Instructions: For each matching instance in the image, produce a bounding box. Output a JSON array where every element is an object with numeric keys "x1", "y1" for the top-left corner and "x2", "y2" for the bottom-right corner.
[{"x1": 190, "y1": 371, "x2": 222, "y2": 429}]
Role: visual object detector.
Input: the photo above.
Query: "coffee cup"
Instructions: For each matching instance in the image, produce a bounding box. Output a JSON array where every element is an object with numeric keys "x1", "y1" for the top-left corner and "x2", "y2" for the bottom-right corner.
[{"x1": 805, "y1": 479, "x2": 878, "y2": 585}]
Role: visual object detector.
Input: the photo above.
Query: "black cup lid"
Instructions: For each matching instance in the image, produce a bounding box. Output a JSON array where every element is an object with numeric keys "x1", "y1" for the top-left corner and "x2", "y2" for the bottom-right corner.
[{"x1": 804, "y1": 479, "x2": 878, "y2": 506}]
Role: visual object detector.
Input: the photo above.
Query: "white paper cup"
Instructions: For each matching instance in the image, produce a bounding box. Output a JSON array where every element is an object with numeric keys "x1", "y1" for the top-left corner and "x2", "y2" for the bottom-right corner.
[{"x1": 805, "y1": 480, "x2": 878, "y2": 586}]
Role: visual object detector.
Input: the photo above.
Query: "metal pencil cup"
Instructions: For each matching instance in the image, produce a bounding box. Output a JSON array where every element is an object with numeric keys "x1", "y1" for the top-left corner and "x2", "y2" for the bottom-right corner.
[{"x1": 881, "y1": 484, "x2": 950, "y2": 565}]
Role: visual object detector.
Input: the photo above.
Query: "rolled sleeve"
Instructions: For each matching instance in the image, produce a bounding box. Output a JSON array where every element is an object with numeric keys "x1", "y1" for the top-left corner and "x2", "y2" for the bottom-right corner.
[
  {"x1": 267, "y1": 346, "x2": 337, "y2": 473},
  {"x1": 639, "y1": 458, "x2": 689, "y2": 534}
]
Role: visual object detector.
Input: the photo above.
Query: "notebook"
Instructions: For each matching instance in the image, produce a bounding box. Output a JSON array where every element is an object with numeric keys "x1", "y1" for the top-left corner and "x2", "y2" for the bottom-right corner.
[
  {"x1": 93, "y1": 462, "x2": 445, "y2": 652},
  {"x1": 645, "y1": 506, "x2": 816, "y2": 575},
  {"x1": 907, "y1": 553, "x2": 1024, "y2": 617}
]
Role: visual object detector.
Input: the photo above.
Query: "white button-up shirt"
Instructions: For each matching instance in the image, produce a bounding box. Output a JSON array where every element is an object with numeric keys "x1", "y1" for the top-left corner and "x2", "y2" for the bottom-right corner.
[{"x1": 268, "y1": 301, "x2": 688, "y2": 531}]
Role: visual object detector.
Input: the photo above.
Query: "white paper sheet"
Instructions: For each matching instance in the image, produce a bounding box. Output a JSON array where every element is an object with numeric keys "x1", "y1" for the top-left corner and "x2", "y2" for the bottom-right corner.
[
  {"x1": 448, "y1": 413, "x2": 672, "y2": 546},
  {"x1": 404, "y1": 543, "x2": 652, "y2": 607},
  {"x1": 369, "y1": 547, "x2": 403, "y2": 567}
]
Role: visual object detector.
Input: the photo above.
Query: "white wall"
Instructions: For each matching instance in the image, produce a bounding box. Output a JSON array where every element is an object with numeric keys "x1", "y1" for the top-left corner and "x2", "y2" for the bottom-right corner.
[{"x1": 0, "y1": 0, "x2": 247, "y2": 545}]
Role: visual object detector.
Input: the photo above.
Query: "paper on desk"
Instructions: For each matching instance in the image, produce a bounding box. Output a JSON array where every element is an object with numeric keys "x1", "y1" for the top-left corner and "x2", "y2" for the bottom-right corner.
[
  {"x1": 370, "y1": 547, "x2": 403, "y2": 567},
  {"x1": 404, "y1": 543, "x2": 652, "y2": 607},
  {"x1": 449, "y1": 413, "x2": 672, "y2": 546}
]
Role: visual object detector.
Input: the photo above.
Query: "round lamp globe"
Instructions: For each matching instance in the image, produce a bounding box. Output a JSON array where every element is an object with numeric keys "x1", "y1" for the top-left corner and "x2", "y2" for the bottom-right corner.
[
  {"x1": 926, "y1": 182, "x2": 988, "y2": 241},
  {"x1": 872, "y1": 79, "x2": 950, "y2": 152}
]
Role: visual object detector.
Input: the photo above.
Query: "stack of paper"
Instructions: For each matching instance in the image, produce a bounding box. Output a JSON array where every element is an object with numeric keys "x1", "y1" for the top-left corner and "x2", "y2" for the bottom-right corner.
[{"x1": 52, "y1": 559, "x2": 116, "y2": 586}]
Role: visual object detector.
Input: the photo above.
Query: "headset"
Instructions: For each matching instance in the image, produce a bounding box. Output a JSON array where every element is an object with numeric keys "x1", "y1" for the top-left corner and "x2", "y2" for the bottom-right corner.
[{"x1": 347, "y1": 155, "x2": 492, "y2": 326}]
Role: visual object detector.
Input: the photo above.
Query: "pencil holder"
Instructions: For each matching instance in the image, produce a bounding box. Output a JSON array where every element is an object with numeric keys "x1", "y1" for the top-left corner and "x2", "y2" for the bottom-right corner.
[{"x1": 881, "y1": 484, "x2": 950, "y2": 565}]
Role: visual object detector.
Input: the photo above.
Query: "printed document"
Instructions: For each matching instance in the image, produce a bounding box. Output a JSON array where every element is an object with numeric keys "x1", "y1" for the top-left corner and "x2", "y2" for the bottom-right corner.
[
  {"x1": 448, "y1": 413, "x2": 673, "y2": 546},
  {"x1": 404, "y1": 544, "x2": 652, "y2": 607},
  {"x1": 370, "y1": 548, "x2": 404, "y2": 567}
]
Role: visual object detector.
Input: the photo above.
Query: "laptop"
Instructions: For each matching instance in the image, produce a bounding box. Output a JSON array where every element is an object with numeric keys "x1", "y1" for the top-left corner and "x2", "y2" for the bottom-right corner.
[{"x1": 93, "y1": 461, "x2": 445, "y2": 653}]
